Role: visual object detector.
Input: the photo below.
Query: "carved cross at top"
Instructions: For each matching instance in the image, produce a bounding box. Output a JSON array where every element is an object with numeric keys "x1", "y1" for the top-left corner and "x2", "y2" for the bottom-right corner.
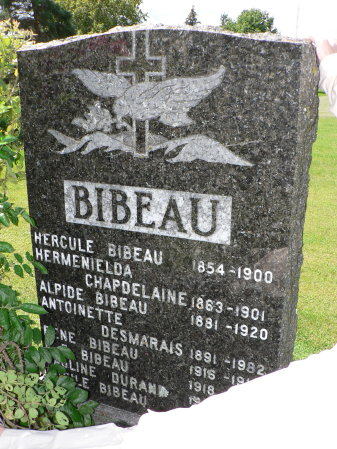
[{"x1": 116, "y1": 31, "x2": 166, "y2": 157}]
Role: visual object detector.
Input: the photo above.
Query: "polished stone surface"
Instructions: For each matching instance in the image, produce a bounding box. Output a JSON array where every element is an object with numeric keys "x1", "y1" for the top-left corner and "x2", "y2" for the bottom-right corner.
[{"x1": 18, "y1": 26, "x2": 318, "y2": 421}]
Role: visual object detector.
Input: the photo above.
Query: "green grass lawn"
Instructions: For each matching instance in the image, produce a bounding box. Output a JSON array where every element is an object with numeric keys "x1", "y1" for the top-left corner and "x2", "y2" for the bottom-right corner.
[
  {"x1": 1, "y1": 177, "x2": 37, "y2": 309},
  {"x1": 293, "y1": 95, "x2": 337, "y2": 359},
  {"x1": 2, "y1": 95, "x2": 336, "y2": 360}
]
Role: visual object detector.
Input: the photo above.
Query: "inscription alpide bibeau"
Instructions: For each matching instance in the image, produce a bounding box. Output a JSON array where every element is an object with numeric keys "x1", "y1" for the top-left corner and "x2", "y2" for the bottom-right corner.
[{"x1": 18, "y1": 26, "x2": 318, "y2": 418}]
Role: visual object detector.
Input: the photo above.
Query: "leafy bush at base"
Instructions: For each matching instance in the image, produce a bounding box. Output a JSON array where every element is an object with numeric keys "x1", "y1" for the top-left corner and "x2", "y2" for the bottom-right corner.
[{"x1": 0, "y1": 19, "x2": 98, "y2": 430}]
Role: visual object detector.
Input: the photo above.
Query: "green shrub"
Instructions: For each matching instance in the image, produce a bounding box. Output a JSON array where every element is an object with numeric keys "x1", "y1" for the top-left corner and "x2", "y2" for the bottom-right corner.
[
  {"x1": 0, "y1": 19, "x2": 98, "y2": 430},
  {"x1": 0, "y1": 20, "x2": 31, "y2": 135}
]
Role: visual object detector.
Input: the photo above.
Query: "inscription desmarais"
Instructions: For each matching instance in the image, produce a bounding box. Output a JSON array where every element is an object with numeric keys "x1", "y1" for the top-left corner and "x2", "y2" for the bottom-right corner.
[{"x1": 18, "y1": 26, "x2": 318, "y2": 417}]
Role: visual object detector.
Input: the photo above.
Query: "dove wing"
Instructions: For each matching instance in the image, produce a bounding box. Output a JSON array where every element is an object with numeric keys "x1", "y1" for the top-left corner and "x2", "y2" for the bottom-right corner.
[
  {"x1": 72, "y1": 69, "x2": 131, "y2": 98},
  {"x1": 138, "y1": 66, "x2": 226, "y2": 113}
]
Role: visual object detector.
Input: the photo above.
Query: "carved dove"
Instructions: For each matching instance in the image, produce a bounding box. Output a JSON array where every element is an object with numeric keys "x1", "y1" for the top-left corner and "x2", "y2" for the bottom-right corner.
[{"x1": 72, "y1": 67, "x2": 226, "y2": 128}]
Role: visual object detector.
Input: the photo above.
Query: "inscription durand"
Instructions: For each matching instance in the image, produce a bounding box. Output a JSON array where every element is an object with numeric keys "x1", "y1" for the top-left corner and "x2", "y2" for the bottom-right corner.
[{"x1": 64, "y1": 181, "x2": 232, "y2": 245}]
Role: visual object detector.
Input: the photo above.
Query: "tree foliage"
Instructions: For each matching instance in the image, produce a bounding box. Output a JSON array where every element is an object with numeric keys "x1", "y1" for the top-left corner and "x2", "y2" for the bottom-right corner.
[
  {"x1": 221, "y1": 8, "x2": 277, "y2": 34},
  {"x1": 1, "y1": 0, "x2": 146, "y2": 38},
  {"x1": 31, "y1": 0, "x2": 75, "y2": 41},
  {"x1": 55, "y1": 0, "x2": 147, "y2": 34},
  {"x1": 185, "y1": 5, "x2": 199, "y2": 26},
  {"x1": 0, "y1": 1, "x2": 34, "y2": 29},
  {"x1": 0, "y1": 20, "x2": 30, "y2": 166},
  {"x1": 0, "y1": 0, "x2": 75, "y2": 41}
]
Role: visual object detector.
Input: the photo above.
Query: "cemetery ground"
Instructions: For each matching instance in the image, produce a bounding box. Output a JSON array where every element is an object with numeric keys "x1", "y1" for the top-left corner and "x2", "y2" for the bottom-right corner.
[{"x1": 3, "y1": 94, "x2": 336, "y2": 362}]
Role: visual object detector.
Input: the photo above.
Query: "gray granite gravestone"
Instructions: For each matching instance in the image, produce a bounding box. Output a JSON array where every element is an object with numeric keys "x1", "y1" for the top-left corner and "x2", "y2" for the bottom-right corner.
[{"x1": 18, "y1": 25, "x2": 318, "y2": 425}]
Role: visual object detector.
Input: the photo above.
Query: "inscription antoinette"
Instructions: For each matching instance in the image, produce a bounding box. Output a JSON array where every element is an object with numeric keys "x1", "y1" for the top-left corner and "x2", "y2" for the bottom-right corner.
[{"x1": 18, "y1": 26, "x2": 318, "y2": 423}]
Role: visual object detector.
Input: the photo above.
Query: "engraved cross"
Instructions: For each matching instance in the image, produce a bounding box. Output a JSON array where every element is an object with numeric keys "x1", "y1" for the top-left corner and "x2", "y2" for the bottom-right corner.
[{"x1": 116, "y1": 30, "x2": 166, "y2": 157}]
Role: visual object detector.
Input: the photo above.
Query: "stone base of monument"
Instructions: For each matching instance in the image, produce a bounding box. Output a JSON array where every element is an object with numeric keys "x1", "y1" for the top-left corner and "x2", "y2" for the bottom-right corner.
[{"x1": 93, "y1": 404, "x2": 141, "y2": 427}]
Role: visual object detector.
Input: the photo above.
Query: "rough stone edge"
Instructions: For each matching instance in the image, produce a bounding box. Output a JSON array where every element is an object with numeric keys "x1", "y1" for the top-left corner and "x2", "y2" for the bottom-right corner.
[
  {"x1": 93, "y1": 404, "x2": 141, "y2": 427},
  {"x1": 17, "y1": 24, "x2": 308, "y2": 53},
  {"x1": 278, "y1": 44, "x2": 319, "y2": 368}
]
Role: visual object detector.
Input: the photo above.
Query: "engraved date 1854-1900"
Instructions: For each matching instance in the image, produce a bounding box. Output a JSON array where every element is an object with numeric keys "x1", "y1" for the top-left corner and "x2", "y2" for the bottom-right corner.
[{"x1": 192, "y1": 260, "x2": 273, "y2": 283}]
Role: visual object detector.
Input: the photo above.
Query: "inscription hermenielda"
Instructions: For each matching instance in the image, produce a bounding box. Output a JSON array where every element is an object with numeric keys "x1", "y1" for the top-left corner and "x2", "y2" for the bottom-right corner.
[{"x1": 18, "y1": 26, "x2": 318, "y2": 422}]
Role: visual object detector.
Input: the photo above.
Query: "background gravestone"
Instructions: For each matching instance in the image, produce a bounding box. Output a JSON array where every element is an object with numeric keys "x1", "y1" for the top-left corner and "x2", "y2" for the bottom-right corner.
[{"x1": 18, "y1": 25, "x2": 318, "y2": 425}]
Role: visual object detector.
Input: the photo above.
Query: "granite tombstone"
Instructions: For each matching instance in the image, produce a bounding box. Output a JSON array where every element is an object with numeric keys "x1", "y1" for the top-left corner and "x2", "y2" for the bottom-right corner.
[{"x1": 18, "y1": 26, "x2": 318, "y2": 425}]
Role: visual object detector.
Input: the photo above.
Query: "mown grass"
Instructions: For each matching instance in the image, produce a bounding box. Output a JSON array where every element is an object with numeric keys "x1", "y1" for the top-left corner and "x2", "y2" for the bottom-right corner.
[
  {"x1": 2, "y1": 177, "x2": 36, "y2": 305},
  {"x1": 2, "y1": 95, "x2": 336, "y2": 360},
  {"x1": 293, "y1": 95, "x2": 337, "y2": 359}
]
